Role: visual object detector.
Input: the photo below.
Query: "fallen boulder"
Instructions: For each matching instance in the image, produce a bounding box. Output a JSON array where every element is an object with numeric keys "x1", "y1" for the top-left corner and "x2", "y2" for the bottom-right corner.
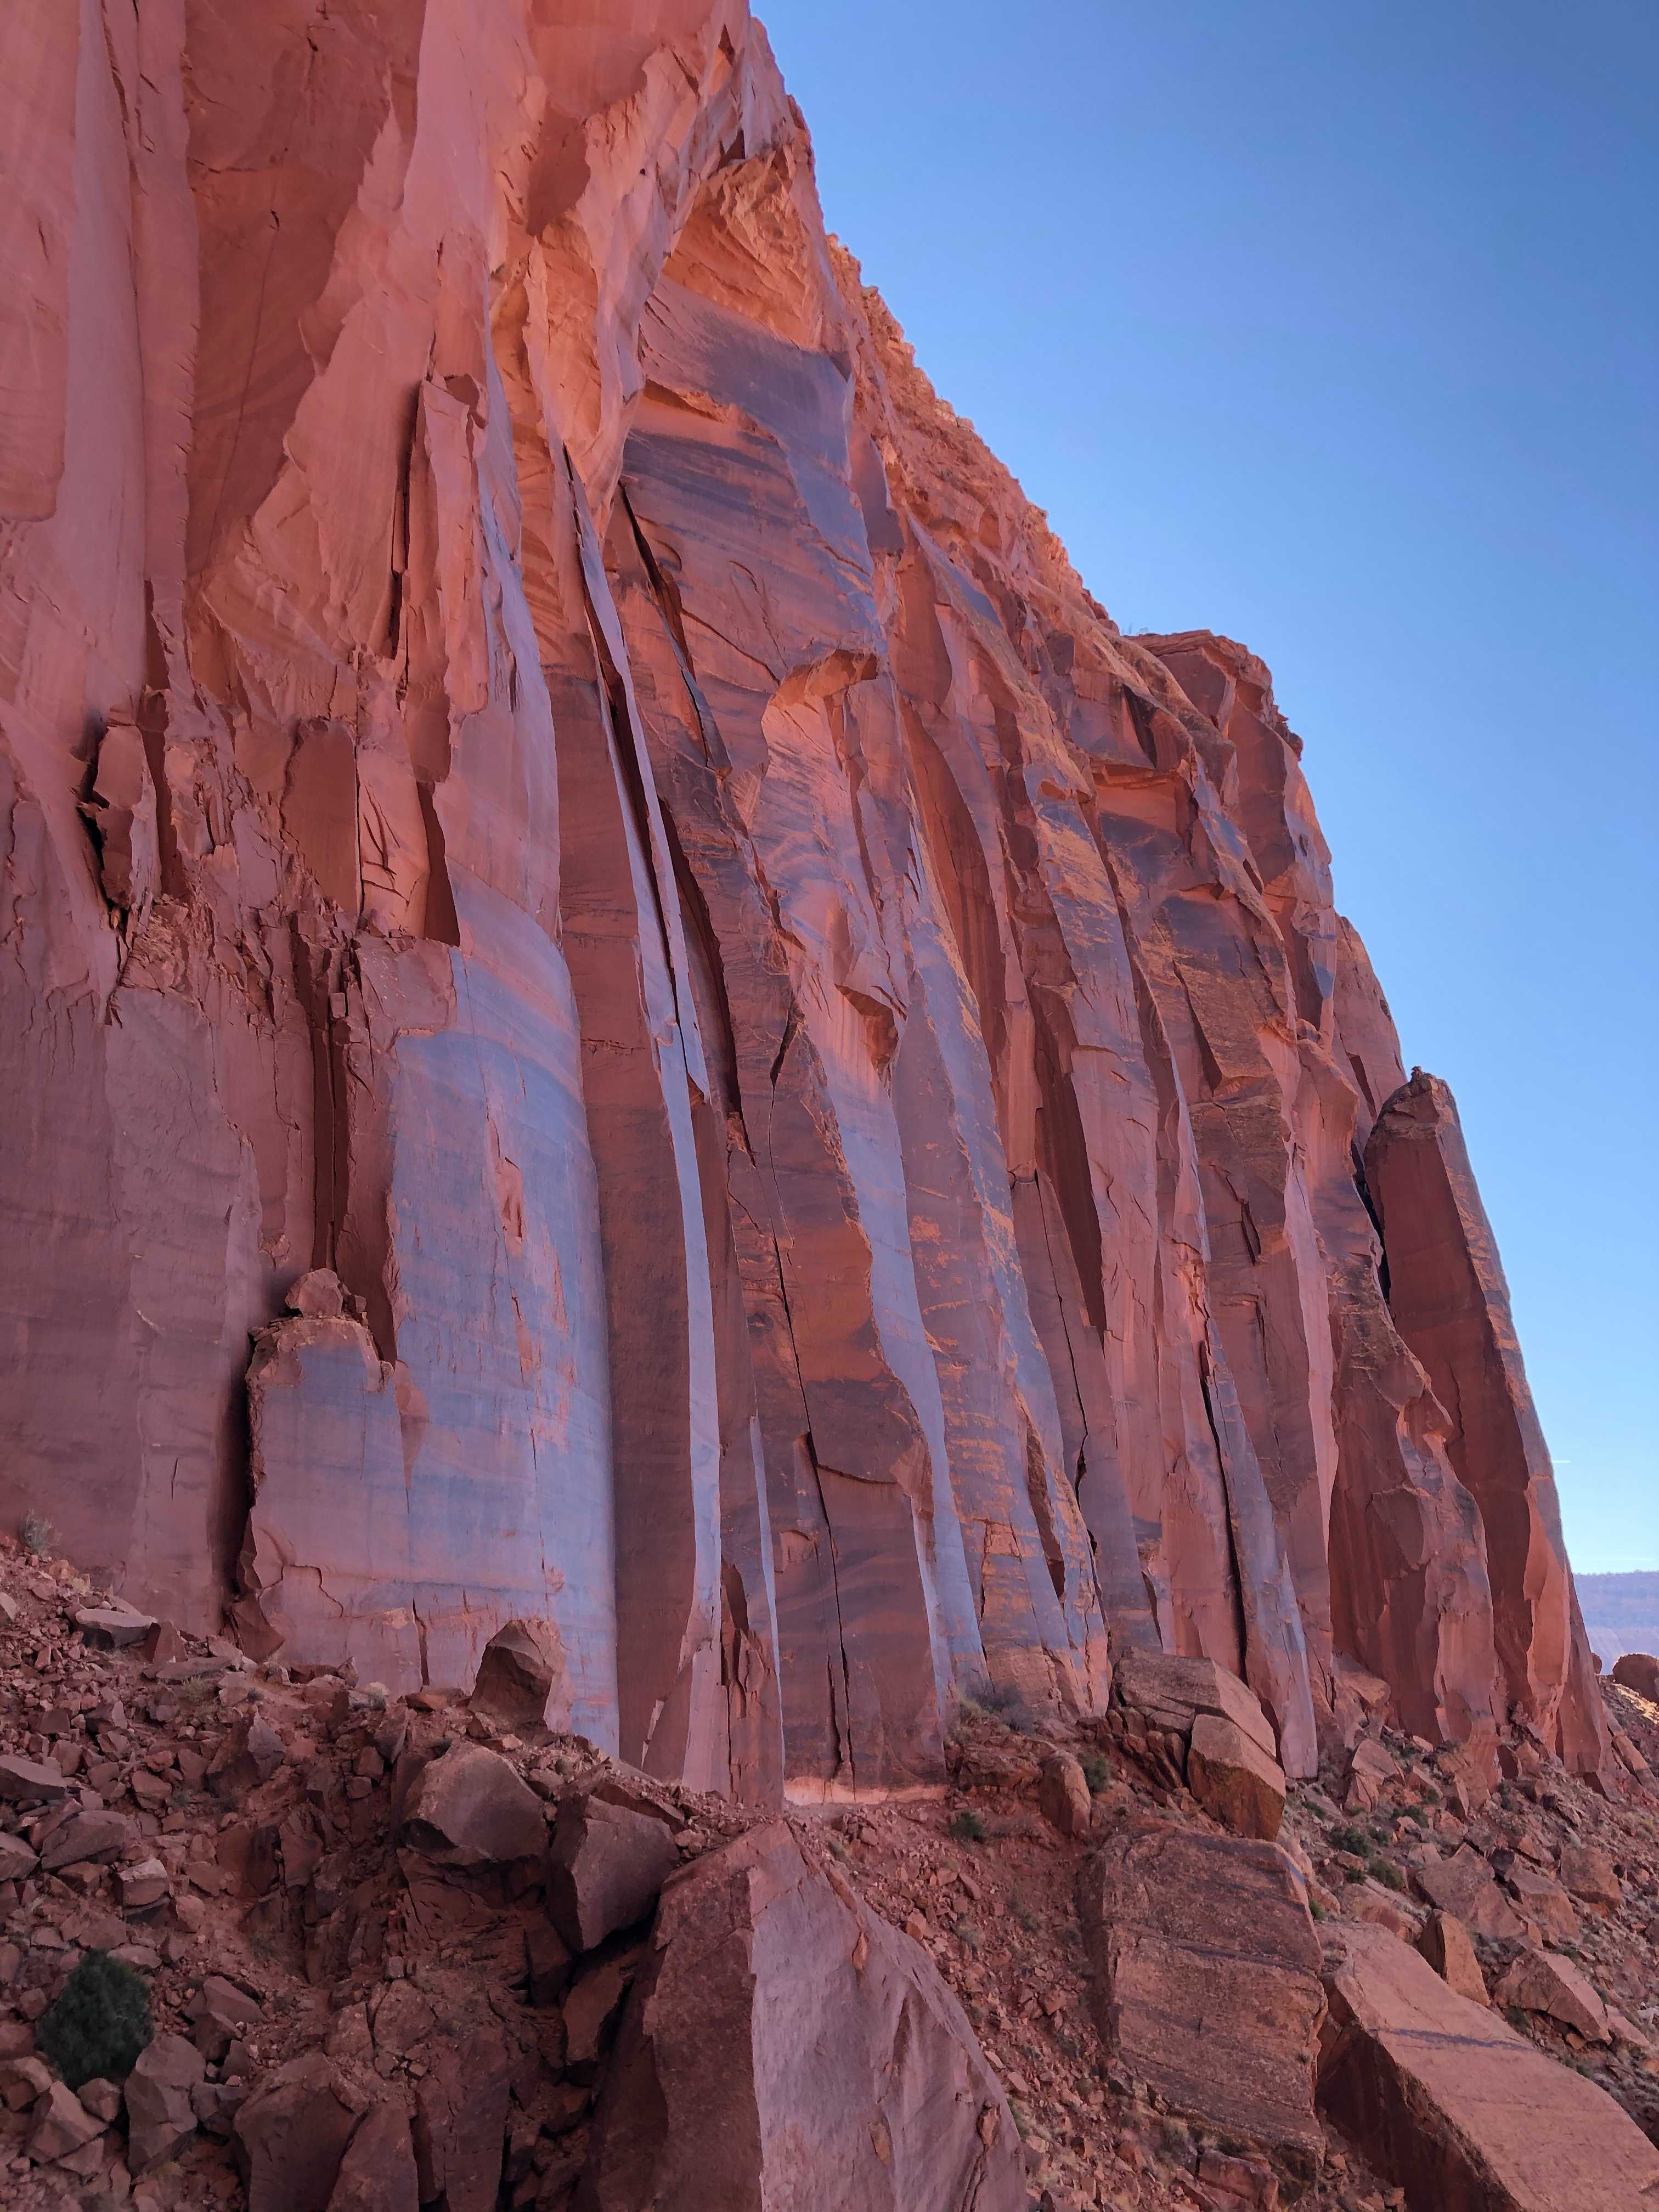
[
  {"x1": 233, "y1": 2051, "x2": 360, "y2": 2212},
  {"x1": 1417, "y1": 1911, "x2": 1487, "y2": 2005},
  {"x1": 126, "y1": 2032, "x2": 205, "y2": 2172},
  {"x1": 1187, "y1": 1713, "x2": 1286, "y2": 1841},
  {"x1": 1076, "y1": 1820, "x2": 1324, "y2": 2165},
  {"x1": 1037, "y1": 1753, "x2": 1093, "y2": 1838},
  {"x1": 0, "y1": 1754, "x2": 69, "y2": 1803},
  {"x1": 27, "y1": 2079, "x2": 103, "y2": 2162},
  {"x1": 1114, "y1": 1651, "x2": 1279, "y2": 1764},
  {"x1": 1610, "y1": 1652, "x2": 1659, "y2": 1703},
  {"x1": 1491, "y1": 1945, "x2": 1610, "y2": 2042},
  {"x1": 1319, "y1": 1920, "x2": 1658, "y2": 2208},
  {"x1": 399, "y1": 1744, "x2": 546, "y2": 1869},
  {"x1": 1555, "y1": 1845, "x2": 1621, "y2": 1914},
  {"x1": 328, "y1": 2103, "x2": 419, "y2": 2212},
  {"x1": 546, "y1": 1791, "x2": 680, "y2": 1953},
  {"x1": 1412, "y1": 1844, "x2": 1524, "y2": 1939},
  {"x1": 469, "y1": 1618, "x2": 564, "y2": 1735},
  {"x1": 586, "y1": 1820, "x2": 1024, "y2": 2210}
]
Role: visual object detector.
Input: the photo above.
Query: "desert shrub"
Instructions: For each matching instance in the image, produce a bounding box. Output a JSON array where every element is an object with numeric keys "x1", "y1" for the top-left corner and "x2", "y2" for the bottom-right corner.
[
  {"x1": 37, "y1": 1951, "x2": 152, "y2": 2089},
  {"x1": 18, "y1": 1511, "x2": 55, "y2": 1558},
  {"x1": 1079, "y1": 1751, "x2": 1110, "y2": 1795},
  {"x1": 949, "y1": 1809, "x2": 986, "y2": 1844}
]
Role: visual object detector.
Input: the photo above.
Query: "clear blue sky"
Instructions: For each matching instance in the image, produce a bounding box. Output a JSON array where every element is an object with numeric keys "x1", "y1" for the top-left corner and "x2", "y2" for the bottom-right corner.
[{"x1": 757, "y1": 0, "x2": 1658, "y2": 1573}]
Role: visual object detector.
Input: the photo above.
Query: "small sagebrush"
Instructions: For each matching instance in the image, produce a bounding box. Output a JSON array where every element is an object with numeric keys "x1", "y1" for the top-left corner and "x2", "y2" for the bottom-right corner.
[
  {"x1": 948, "y1": 1809, "x2": 986, "y2": 1844},
  {"x1": 18, "y1": 1510, "x2": 56, "y2": 1559},
  {"x1": 37, "y1": 1951, "x2": 152, "y2": 2089}
]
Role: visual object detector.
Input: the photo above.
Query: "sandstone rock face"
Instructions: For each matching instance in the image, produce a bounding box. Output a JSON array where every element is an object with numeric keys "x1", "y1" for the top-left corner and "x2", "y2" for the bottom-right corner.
[
  {"x1": 1076, "y1": 1821, "x2": 1325, "y2": 2164},
  {"x1": 1318, "y1": 1920, "x2": 1659, "y2": 2210},
  {"x1": 0, "y1": 0, "x2": 1596, "y2": 1807},
  {"x1": 1365, "y1": 1074, "x2": 1607, "y2": 1775},
  {"x1": 586, "y1": 1820, "x2": 1025, "y2": 2210}
]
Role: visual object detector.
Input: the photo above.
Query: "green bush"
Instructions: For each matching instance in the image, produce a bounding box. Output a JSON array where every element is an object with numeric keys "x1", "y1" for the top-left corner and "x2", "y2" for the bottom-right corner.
[
  {"x1": 948, "y1": 1808, "x2": 986, "y2": 1844},
  {"x1": 1079, "y1": 1751, "x2": 1110, "y2": 1795},
  {"x1": 37, "y1": 1951, "x2": 152, "y2": 2089}
]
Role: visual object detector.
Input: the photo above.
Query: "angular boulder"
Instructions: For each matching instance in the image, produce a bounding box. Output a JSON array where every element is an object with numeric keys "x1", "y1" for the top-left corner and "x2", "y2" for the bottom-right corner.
[
  {"x1": 1114, "y1": 1651, "x2": 1280, "y2": 1764},
  {"x1": 1555, "y1": 1845, "x2": 1621, "y2": 1913},
  {"x1": 1417, "y1": 1911, "x2": 1487, "y2": 2005},
  {"x1": 1412, "y1": 1844, "x2": 1524, "y2": 1940},
  {"x1": 27, "y1": 2079, "x2": 103, "y2": 2162},
  {"x1": 1187, "y1": 1712, "x2": 1287, "y2": 1841},
  {"x1": 469, "y1": 1618, "x2": 565, "y2": 1735},
  {"x1": 1037, "y1": 1753, "x2": 1093, "y2": 1838},
  {"x1": 233, "y1": 2051, "x2": 360, "y2": 2212},
  {"x1": 1491, "y1": 1946, "x2": 1610, "y2": 2042},
  {"x1": 399, "y1": 1745, "x2": 546, "y2": 1869},
  {"x1": 546, "y1": 1791, "x2": 680, "y2": 1953},
  {"x1": 329, "y1": 2103, "x2": 419, "y2": 2212},
  {"x1": 1319, "y1": 1920, "x2": 1659, "y2": 2208},
  {"x1": 1076, "y1": 1820, "x2": 1324, "y2": 2164},
  {"x1": 586, "y1": 1821, "x2": 1024, "y2": 2210},
  {"x1": 126, "y1": 2033, "x2": 205, "y2": 2172}
]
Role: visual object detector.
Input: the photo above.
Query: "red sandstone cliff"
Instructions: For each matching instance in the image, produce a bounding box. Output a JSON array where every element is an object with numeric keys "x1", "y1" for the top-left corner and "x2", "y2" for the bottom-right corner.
[{"x1": 0, "y1": 0, "x2": 1604, "y2": 1800}]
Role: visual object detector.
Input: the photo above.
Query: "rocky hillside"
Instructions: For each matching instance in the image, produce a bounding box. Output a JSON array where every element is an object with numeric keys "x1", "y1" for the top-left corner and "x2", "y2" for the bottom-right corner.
[
  {"x1": 1, "y1": 1542, "x2": 1657, "y2": 2210},
  {"x1": 0, "y1": 3, "x2": 1645, "y2": 2207}
]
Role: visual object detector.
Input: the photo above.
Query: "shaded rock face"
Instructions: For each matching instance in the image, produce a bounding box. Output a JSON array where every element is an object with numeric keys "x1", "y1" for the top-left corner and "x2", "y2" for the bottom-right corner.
[
  {"x1": 0, "y1": 1, "x2": 1597, "y2": 1801},
  {"x1": 586, "y1": 1820, "x2": 1025, "y2": 2211}
]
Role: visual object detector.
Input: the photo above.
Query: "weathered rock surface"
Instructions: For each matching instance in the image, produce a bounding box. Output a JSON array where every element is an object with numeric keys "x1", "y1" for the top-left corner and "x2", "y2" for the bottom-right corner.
[
  {"x1": 1416, "y1": 1910, "x2": 1488, "y2": 2004},
  {"x1": 1612, "y1": 1652, "x2": 1659, "y2": 1702},
  {"x1": 1318, "y1": 1920, "x2": 1659, "y2": 2209},
  {"x1": 586, "y1": 1820, "x2": 1025, "y2": 2210},
  {"x1": 1076, "y1": 1820, "x2": 1325, "y2": 2163},
  {"x1": 1365, "y1": 1074, "x2": 1607, "y2": 1775},
  {"x1": 0, "y1": 0, "x2": 1604, "y2": 1812}
]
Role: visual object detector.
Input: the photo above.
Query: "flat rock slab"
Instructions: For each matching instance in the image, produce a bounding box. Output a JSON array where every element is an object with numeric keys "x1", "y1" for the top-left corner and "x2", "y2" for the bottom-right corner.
[
  {"x1": 1076, "y1": 1819, "x2": 1324, "y2": 2164},
  {"x1": 586, "y1": 1820, "x2": 1025, "y2": 2211},
  {"x1": 1319, "y1": 1919, "x2": 1659, "y2": 2210}
]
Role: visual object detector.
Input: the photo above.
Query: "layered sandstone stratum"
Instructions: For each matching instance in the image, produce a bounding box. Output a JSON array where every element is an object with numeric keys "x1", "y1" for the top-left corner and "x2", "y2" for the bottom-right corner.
[{"x1": 0, "y1": 3, "x2": 1606, "y2": 1813}]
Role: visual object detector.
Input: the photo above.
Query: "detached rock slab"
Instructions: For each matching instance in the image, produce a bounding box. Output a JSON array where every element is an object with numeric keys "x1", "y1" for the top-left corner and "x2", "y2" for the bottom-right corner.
[
  {"x1": 1492, "y1": 1946, "x2": 1610, "y2": 2042},
  {"x1": 1412, "y1": 1843, "x2": 1524, "y2": 1939},
  {"x1": 1319, "y1": 1920, "x2": 1659, "y2": 2209},
  {"x1": 586, "y1": 1820, "x2": 1024, "y2": 2210},
  {"x1": 1187, "y1": 1712, "x2": 1287, "y2": 1841},
  {"x1": 399, "y1": 1744, "x2": 545, "y2": 1869},
  {"x1": 1076, "y1": 1820, "x2": 1324, "y2": 2164},
  {"x1": 1417, "y1": 1911, "x2": 1487, "y2": 2005},
  {"x1": 546, "y1": 1791, "x2": 680, "y2": 1953}
]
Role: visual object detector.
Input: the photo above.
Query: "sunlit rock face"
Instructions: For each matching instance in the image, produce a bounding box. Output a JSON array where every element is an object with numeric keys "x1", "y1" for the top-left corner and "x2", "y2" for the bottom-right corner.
[{"x1": 0, "y1": 1, "x2": 1599, "y2": 1798}]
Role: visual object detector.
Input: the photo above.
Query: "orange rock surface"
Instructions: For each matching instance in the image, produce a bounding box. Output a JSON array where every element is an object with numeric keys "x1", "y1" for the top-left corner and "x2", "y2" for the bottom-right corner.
[{"x1": 0, "y1": 2, "x2": 1603, "y2": 1804}]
